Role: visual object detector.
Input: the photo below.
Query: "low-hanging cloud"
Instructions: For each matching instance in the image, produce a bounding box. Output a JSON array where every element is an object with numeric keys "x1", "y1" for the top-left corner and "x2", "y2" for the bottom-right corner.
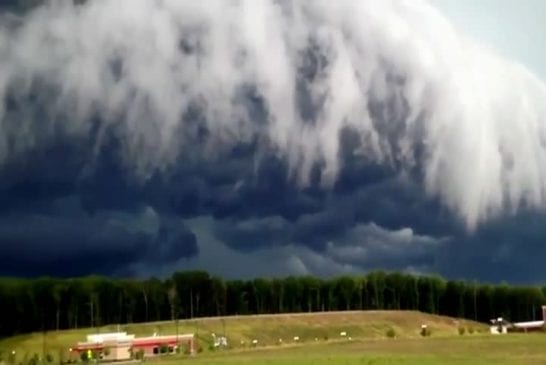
[{"x1": 1, "y1": 0, "x2": 546, "y2": 233}]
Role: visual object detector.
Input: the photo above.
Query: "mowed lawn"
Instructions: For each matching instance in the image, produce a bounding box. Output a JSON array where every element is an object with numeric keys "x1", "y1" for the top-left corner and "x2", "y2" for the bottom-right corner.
[
  {"x1": 2, "y1": 311, "x2": 546, "y2": 364},
  {"x1": 159, "y1": 335, "x2": 546, "y2": 365},
  {"x1": 0, "y1": 311, "x2": 484, "y2": 357}
]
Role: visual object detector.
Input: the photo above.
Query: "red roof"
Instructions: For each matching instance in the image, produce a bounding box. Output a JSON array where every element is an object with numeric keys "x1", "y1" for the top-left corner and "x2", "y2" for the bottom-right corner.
[{"x1": 133, "y1": 337, "x2": 179, "y2": 347}]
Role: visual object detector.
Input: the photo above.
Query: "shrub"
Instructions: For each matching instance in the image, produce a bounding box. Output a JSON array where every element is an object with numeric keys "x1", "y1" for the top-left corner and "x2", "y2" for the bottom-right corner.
[
  {"x1": 467, "y1": 327, "x2": 474, "y2": 334},
  {"x1": 27, "y1": 354, "x2": 38, "y2": 365},
  {"x1": 134, "y1": 349, "x2": 145, "y2": 360},
  {"x1": 45, "y1": 354, "x2": 53, "y2": 363},
  {"x1": 159, "y1": 345, "x2": 169, "y2": 354},
  {"x1": 386, "y1": 328, "x2": 396, "y2": 338},
  {"x1": 458, "y1": 327, "x2": 466, "y2": 335},
  {"x1": 7, "y1": 351, "x2": 16, "y2": 365},
  {"x1": 323, "y1": 336, "x2": 329, "y2": 341},
  {"x1": 57, "y1": 348, "x2": 65, "y2": 365},
  {"x1": 79, "y1": 352, "x2": 88, "y2": 363},
  {"x1": 420, "y1": 327, "x2": 431, "y2": 337}
]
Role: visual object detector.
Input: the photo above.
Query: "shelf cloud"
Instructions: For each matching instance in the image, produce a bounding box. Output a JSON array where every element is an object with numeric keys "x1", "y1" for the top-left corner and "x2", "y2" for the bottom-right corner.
[{"x1": 1, "y1": 0, "x2": 545, "y2": 280}]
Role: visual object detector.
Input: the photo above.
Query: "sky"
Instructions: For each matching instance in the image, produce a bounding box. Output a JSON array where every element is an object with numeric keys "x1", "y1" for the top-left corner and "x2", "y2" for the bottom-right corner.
[
  {"x1": 432, "y1": 0, "x2": 546, "y2": 80},
  {"x1": 1, "y1": 0, "x2": 546, "y2": 283}
]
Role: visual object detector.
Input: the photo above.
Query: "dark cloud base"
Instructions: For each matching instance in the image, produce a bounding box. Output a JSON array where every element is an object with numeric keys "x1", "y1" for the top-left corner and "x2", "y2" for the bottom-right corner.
[
  {"x1": 0, "y1": 73, "x2": 542, "y2": 282},
  {"x1": 0, "y1": 116, "x2": 543, "y2": 284}
]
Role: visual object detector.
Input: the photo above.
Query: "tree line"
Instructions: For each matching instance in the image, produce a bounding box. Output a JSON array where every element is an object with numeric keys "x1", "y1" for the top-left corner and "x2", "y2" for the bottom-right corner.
[{"x1": 0, "y1": 271, "x2": 545, "y2": 338}]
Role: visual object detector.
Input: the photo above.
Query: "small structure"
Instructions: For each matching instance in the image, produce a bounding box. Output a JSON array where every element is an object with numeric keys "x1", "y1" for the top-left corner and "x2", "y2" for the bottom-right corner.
[
  {"x1": 73, "y1": 333, "x2": 134, "y2": 361},
  {"x1": 489, "y1": 318, "x2": 509, "y2": 334},
  {"x1": 490, "y1": 306, "x2": 546, "y2": 334},
  {"x1": 511, "y1": 320, "x2": 545, "y2": 333},
  {"x1": 72, "y1": 332, "x2": 196, "y2": 360},
  {"x1": 133, "y1": 334, "x2": 195, "y2": 356},
  {"x1": 211, "y1": 333, "x2": 228, "y2": 348}
]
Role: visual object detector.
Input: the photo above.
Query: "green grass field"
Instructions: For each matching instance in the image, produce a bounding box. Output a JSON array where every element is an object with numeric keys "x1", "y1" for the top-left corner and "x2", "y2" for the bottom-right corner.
[
  {"x1": 2, "y1": 311, "x2": 546, "y2": 364},
  {"x1": 172, "y1": 335, "x2": 546, "y2": 365}
]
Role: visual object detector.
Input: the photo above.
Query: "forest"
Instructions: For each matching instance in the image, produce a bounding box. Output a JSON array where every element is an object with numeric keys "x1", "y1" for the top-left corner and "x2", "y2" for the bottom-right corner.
[{"x1": 0, "y1": 271, "x2": 544, "y2": 338}]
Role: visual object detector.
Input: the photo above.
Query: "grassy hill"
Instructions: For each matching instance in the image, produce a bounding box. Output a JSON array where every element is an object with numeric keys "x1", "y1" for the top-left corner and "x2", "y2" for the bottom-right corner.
[
  {"x1": 164, "y1": 334, "x2": 546, "y2": 365},
  {"x1": 0, "y1": 310, "x2": 485, "y2": 361}
]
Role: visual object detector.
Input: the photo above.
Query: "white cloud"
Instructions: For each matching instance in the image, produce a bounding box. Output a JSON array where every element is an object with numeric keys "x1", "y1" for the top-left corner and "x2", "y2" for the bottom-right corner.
[
  {"x1": 1, "y1": 0, "x2": 546, "y2": 230},
  {"x1": 325, "y1": 222, "x2": 446, "y2": 271}
]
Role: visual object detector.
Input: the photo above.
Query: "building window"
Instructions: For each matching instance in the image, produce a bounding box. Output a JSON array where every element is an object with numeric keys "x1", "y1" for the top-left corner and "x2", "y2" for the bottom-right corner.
[{"x1": 153, "y1": 347, "x2": 159, "y2": 355}]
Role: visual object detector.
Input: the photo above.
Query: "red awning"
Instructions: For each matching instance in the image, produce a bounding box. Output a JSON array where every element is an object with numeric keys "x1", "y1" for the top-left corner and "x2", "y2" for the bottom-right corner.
[
  {"x1": 133, "y1": 339, "x2": 179, "y2": 347},
  {"x1": 73, "y1": 344, "x2": 104, "y2": 351}
]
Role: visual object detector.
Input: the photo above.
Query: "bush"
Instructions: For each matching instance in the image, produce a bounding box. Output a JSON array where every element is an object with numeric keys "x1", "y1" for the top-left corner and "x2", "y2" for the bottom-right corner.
[
  {"x1": 27, "y1": 354, "x2": 38, "y2": 365},
  {"x1": 57, "y1": 348, "x2": 65, "y2": 365},
  {"x1": 323, "y1": 335, "x2": 329, "y2": 341},
  {"x1": 45, "y1": 354, "x2": 53, "y2": 363},
  {"x1": 386, "y1": 328, "x2": 396, "y2": 338},
  {"x1": 458, "y1": 327, "x2": 466, "y2": 335},
  {"x1": 420, "y1": 327, "x2": 431, "y2": 337},
  {"x1": 159, "y1": 345, "x2": 169, "y2": 354},
  {"x1": 8, "y1": 353, "x2": 16, "y2": 365},
  {"x1": 134, "y1": 349, "x2": 145, "y2": 360},
  {"x1": 467, "y1": 327, "x2": 474, "y2": 334}
]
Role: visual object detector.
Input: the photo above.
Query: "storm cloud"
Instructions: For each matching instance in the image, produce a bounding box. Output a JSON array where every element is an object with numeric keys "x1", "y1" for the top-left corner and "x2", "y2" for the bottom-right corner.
[{"x1": 0, "y1": 0, "x2": 545, "y2": 281}]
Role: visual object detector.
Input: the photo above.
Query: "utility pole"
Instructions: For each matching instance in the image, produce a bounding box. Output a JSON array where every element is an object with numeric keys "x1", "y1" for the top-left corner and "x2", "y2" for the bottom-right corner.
[
  {"x1": 192, "y1": 319, "x2": 199, "y2": 355},
  {"x1": 473, "y1": 280, "x2": 478, "y2": 321},
  {"x1": 42, "y1": 328, "x2": 46, "y2": 364},
  {"x1": 89, "y1": 299, "x2": 94, "y2": 330},
  {"x1": 175, "y1": 315, "x2": 179, "y2": 351},
  {"x1": 190, "y1": 288, "x2": 194, "y2": 319}
]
